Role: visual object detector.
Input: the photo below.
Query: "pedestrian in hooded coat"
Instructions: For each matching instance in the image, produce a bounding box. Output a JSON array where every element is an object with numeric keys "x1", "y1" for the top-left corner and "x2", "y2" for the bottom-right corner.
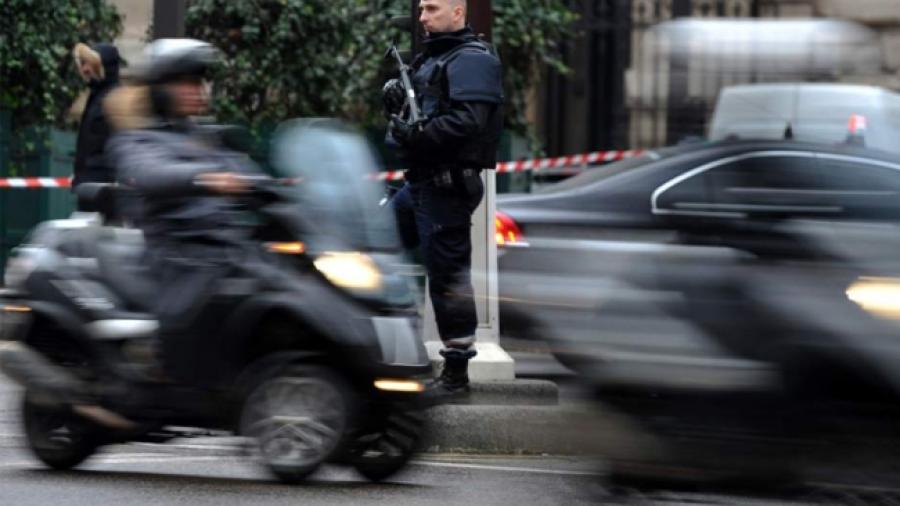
[{"x1": 72, "y1": 42, "x2": 120, "y2": 207}]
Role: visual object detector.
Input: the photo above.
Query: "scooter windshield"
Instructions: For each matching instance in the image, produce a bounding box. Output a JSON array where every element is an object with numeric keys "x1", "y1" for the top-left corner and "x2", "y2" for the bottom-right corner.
[{"x1": 270, "y1": 119, "x2": 400, "y2": 253}]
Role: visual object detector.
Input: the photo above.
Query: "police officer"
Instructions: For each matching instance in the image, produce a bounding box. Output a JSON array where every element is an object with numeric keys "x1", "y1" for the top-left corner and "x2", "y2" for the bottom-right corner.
[{"x1": 384, "y1": 0, "x2": 503, "y2": 398}]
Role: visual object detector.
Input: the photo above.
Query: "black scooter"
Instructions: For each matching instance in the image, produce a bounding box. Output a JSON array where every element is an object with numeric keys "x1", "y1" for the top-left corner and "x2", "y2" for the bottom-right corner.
[{"x1": 0, "y1": 120, "x2": 432, "y2": 483}]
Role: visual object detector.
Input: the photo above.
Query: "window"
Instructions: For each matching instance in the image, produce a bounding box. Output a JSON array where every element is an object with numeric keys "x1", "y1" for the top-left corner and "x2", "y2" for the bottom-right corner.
[
  {"x1": 815, "y1": 156, "x2": 900, "y2": 194},
  {"x1": 813, "y1": 155, "x2": 900, "y2": 219},
  {"x1": 655, "y1": 151, "x2": 900, "y2": 219},
  {"x1": 707, "y1": 154, "x2": 824, "y2": 208},
  {"x1": 654, "y1": 153, "x2": 823, "y2": 215}
]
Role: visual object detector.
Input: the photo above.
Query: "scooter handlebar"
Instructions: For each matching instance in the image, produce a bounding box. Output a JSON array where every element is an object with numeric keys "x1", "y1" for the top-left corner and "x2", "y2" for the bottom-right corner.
[{"x1": 193, "y1": 173, "x2": 285, "y2": 194}]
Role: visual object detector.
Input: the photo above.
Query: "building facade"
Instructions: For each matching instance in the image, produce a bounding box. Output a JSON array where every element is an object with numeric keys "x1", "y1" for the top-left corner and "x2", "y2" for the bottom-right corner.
[
  {"x1": 540, "y1": 0, "x2": 900, "y2": 155},
  {"x1": 109, "y1": 0, "x2": 153, "y2": 67},
  {"x1": 109, "y1": 1, "x2": 900, "y2": 154}
]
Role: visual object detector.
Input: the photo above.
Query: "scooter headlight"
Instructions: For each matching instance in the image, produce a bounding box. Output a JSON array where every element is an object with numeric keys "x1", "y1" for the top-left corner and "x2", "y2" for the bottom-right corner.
[
  {"x1": 846, "y1": 276, "x2": 900, "y2": 320},
  {"x1": 313, "y1": 252, "x2": 383, "y2": 294}
]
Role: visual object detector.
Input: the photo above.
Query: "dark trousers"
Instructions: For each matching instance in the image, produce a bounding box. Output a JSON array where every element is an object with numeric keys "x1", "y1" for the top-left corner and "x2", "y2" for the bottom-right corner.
[
  {"x1": 148, "y1": 242, "x2": 236, "y2": 384},
  {"x1": 391, "y1": 177, "x2": 484, "y2": 345},
  {"x1": 148, "y1": 240, "x2": 288, "y2": 385}
]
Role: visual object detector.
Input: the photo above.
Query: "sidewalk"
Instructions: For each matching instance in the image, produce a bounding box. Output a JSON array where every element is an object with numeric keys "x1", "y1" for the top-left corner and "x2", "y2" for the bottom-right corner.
[{"x1": 420, "y1": 339, "x2": 615, "y2": 455}]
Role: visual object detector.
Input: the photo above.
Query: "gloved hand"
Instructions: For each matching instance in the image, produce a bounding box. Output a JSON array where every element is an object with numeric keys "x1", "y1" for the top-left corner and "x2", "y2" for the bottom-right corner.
[
  {"x1": 389, "y1": 114, "x2": 424, "y2": 146},
  {"x1": 382, "y1": 79, "x2": 406, "y2": 118},
  {"x1": 195, "y1": 172, "x2": 251, "y2": 194}
]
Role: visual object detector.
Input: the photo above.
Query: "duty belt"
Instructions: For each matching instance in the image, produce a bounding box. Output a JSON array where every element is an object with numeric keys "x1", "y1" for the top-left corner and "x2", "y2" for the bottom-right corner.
[{"x1": 406, "y1": 167, "x2": 479, "y2": 188}]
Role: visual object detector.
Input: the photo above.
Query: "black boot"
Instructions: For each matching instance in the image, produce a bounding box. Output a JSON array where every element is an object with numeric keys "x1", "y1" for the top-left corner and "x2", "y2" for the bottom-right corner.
[{"x1": 422, "y1": 348, "x2": 477, "y2": 406}]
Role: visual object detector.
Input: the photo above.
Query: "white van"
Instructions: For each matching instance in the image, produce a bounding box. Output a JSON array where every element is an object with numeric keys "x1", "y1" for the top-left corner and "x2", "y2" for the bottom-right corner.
[{"x1": 708, "y1": 83, "x2": 900, "y2": 156}]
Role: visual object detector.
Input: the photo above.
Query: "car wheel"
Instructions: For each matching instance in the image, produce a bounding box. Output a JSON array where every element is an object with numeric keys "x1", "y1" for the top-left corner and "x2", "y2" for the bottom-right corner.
[
  {"x1": 240, "y1": 365, "x2": 349, "y2": 484},
  {"x1": 22, "y1": 391, "x2": 100, "y2": 470}
]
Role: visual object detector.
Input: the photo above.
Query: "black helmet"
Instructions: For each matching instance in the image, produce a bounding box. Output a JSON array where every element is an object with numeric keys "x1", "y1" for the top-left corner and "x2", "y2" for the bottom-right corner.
[{"x1": 137, "y1": 38, "x2": 219, "y2": 84}]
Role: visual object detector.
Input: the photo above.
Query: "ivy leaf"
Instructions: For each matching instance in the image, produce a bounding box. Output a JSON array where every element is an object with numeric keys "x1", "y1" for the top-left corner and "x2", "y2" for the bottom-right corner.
[{"x1": 180, "y1": 0, "x2": 576, "y2": 152}]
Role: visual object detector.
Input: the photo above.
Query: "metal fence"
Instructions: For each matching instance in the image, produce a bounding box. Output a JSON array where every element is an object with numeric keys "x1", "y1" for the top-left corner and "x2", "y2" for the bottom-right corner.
[{"x1": 0, "y1": 113, "x2": 76, "y2": 279}]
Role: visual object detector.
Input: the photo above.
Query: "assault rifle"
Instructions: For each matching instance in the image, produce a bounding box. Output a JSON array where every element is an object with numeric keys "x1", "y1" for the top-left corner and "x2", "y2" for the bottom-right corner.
[{"x1": 387, "y1": 45, "x2": 423, "y2": 124}]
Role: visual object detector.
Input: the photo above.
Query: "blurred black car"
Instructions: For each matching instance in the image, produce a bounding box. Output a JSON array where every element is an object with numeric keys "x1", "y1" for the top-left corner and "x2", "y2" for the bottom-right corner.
[
  {"x1": 497, "y1": 139, "x2": 900, "y2": 246},
  {"x1": 499, "y1": 138, "x2": 900, "y2": 341},
  {"x1": 497, "y1": 139, "x2": 900, "y2": 486}
]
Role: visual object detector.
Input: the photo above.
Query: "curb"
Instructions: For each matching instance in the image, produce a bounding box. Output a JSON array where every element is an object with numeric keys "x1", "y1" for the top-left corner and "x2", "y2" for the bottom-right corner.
[
  {"x1": 447, "y1": 379, "x2": 559, "y2": 406},
  {"x1": 421, "y1": 403, "x2": 610, "y2": 456}
]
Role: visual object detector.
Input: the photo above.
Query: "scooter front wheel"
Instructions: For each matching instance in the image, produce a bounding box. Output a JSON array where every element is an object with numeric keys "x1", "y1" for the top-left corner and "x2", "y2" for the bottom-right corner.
[
  {"x1": 240, "y1": 365, "x2": 349, "y2": 484},
  {"x1": 22, "y1": 391, "x2": 100, "y2": 470}
]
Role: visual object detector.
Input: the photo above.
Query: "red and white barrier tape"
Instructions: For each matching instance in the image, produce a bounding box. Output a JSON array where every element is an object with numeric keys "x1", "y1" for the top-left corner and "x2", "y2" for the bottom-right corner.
[
  {"x1": 0, "y1": 177, "x2": 71, "y2": 188},
  {"x1": 0, "y1": 149, "x2": 644, "y2": 187},
  {"x1": 376, "y1": 149, "x2": 645, "y2": 181},
  {"x1": 495, "y1": 149, "x2": 644, "y2": 172}
]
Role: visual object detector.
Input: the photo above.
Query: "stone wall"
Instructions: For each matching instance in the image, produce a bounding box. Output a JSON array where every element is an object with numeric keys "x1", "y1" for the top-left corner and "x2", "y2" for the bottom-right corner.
[
  {"x1": 760, "y1": 0, "x2": 816, "y2": 17},
  {"x1": 816, "y1": 0, "x2": 900, "y2": 77},
  {"x1": 818, "y1": 0, "x2": 900, "y2": 25},
  {"x1": 109, "y1": 0, "x2": 152, "y2": 71}
]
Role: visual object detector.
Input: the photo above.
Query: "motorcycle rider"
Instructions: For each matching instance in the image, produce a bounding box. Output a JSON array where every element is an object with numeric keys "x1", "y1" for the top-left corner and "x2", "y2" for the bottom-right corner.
[{"x1": 104, "y1": 39, "x2": 265, "y2": 385}]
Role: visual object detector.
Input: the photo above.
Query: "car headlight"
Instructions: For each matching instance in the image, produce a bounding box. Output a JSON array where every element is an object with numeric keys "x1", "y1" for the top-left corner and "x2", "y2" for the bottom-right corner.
[
  {"x1": 846, "y1": 277, "x2": 900, "y2": 320},
  {"x1": 313, "y1": 252, "x2": 383, "y2": 293}
]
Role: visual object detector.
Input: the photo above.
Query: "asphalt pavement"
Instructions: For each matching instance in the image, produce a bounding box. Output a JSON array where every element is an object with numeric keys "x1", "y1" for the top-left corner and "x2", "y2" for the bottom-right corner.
[
  {"x1": 0, "y1": 438, "x2": 888, "y2": 506},
  {"x1": 1, "y1": 350, "x2": 899, "y2": 504},
  {"x1": 0, "y1": 366, "x2": 612, "y2": 506},
  {"x1": 0, "y1": 445, "x2": 606, "y2": 506}
]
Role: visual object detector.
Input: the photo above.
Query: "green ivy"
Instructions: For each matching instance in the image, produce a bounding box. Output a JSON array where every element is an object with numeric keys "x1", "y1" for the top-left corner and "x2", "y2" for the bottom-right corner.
[
  {"x1": 0, "y1": 0, "x2": 122, "y2": 131},
  {"x1": 494, "y1": 0, "x2": 579, "y2": 149},
  {"x1": 186, "y1": 0, "x2": 577, "y2": 150},
  {"x1": 187, "y1": 0, "x2": 401, "y2": 135}
]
